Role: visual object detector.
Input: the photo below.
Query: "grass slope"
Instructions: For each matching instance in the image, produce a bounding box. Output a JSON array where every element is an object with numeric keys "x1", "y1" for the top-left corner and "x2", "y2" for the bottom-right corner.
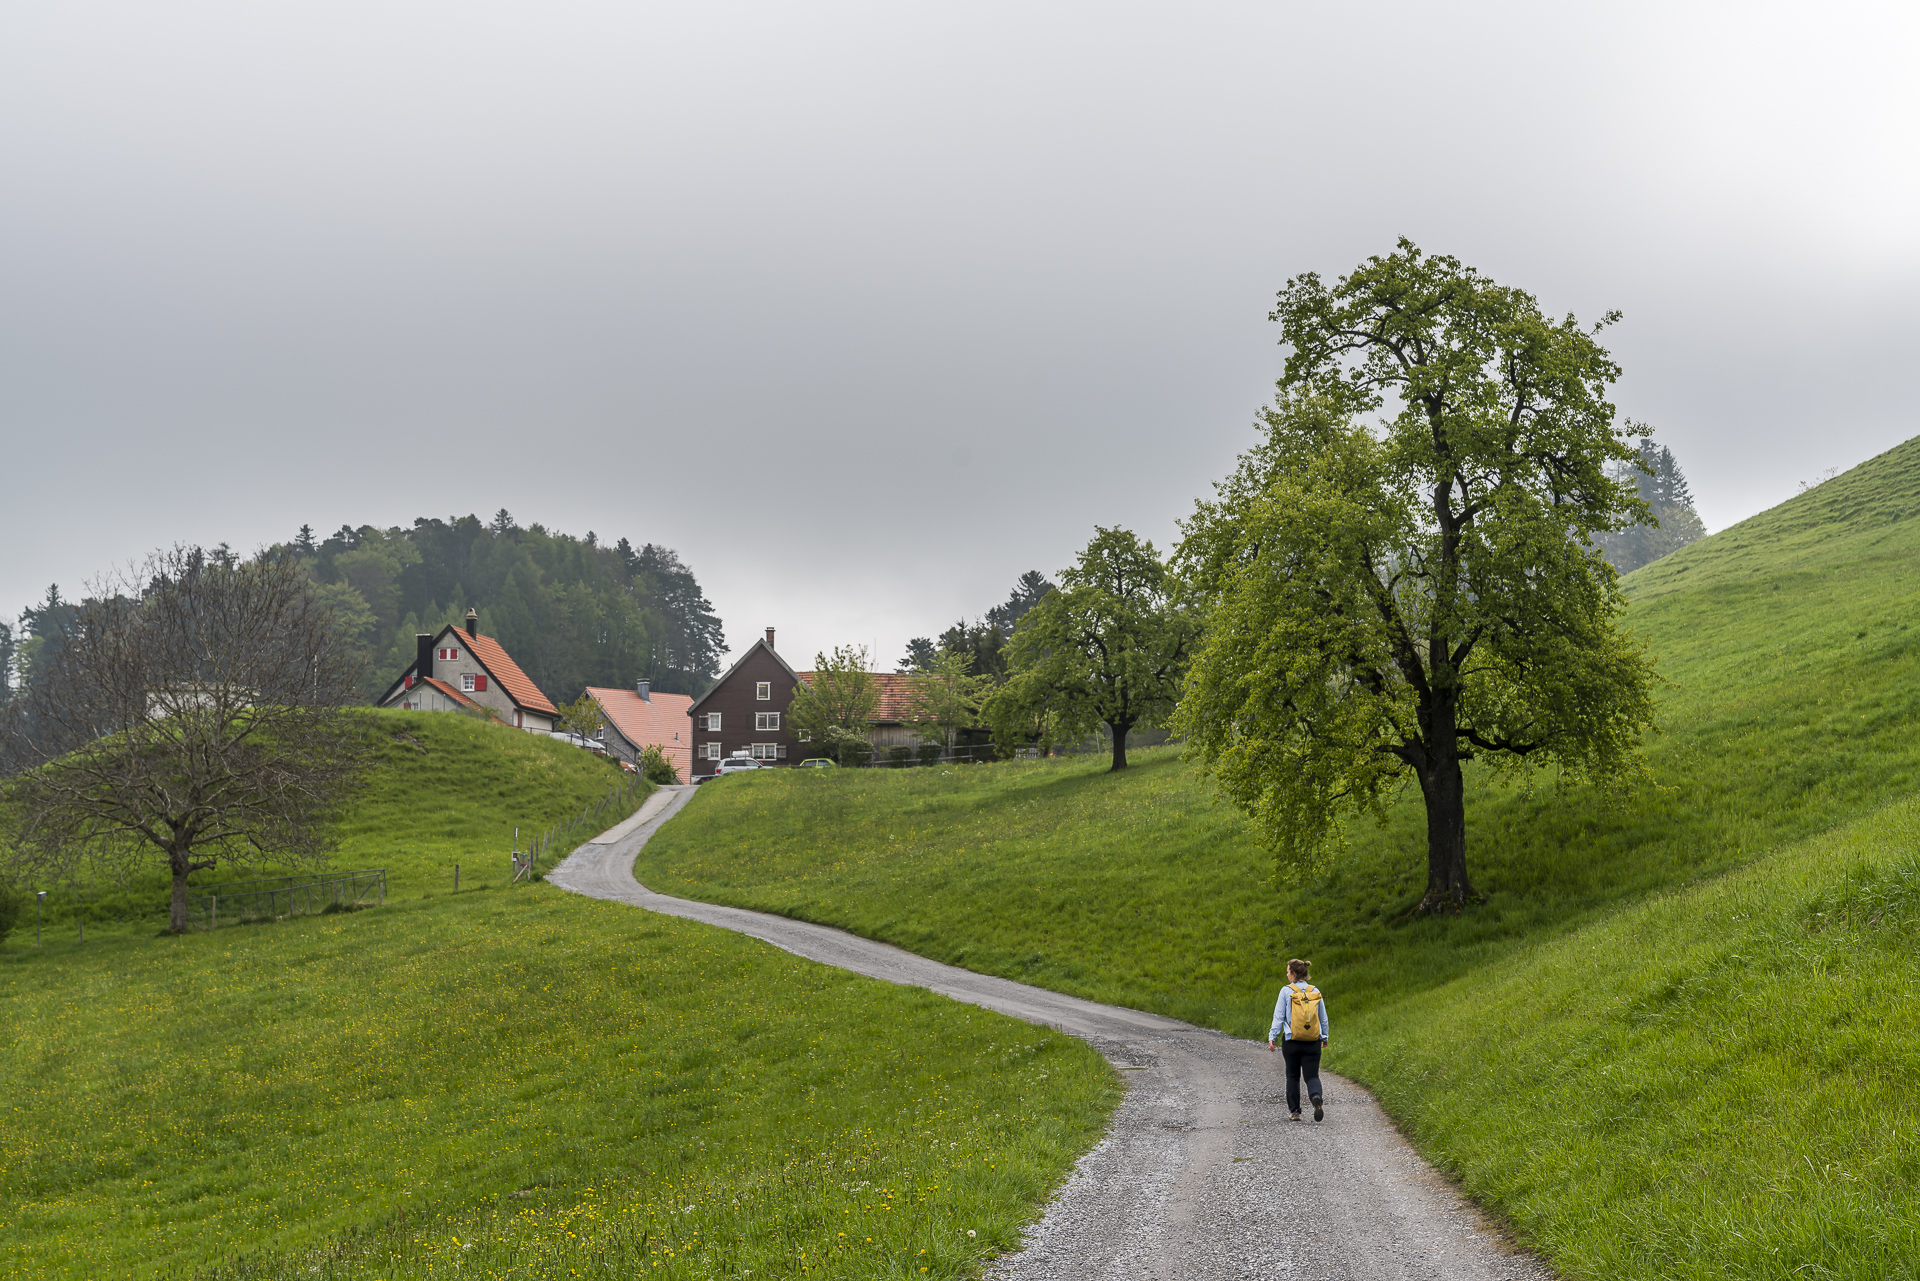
[
  {"x1": 31, "y1": 710, "x2": 648, "y2": 931},
  {"x1": 632, "y1": 434, "x2": 1920, "y2": 1277},
  {"x1": 0, "y1": 714, "x2": 1115, "y2": 1278}
]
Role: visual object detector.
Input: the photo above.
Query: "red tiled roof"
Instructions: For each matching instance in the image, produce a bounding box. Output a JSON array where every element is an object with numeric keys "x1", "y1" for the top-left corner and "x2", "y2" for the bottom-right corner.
[
  {"x1": 797, "y1": 671, "x2": 924, "y2": 724},
  {"x1": 464, "y1": 631, "x2": 558, "y2": 715},
  {"x1": 586, "y1": 687, "x2": 695, "y2": 783}
]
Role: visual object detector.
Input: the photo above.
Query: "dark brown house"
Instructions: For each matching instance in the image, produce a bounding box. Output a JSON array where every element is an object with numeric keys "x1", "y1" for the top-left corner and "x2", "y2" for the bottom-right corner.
[{"x1": 687, "y1": 627, "x2": 806, "y2": 777}]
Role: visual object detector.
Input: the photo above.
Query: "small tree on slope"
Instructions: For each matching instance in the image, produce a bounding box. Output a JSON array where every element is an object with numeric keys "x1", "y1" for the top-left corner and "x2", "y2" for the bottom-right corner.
[
  {"x1": 988, "y1": 527, "x2": 1194, "y2": 772},
  {"x1": 1175, "y1": 242, "x2": 1658, "y2": 914},
  {"x1": 0, "y1": 548, "x2": 365, "y2": 932}
]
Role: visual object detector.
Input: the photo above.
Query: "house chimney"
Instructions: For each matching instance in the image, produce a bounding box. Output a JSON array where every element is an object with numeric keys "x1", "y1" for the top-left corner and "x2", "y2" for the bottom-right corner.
[
  {"x1": 637, "y1": 679, "x2": 651, "y2": 701},
  {"x1": 765, "y1": 626, "x2": 775, "y2": 648},
  {"x1": 416, "y1": 634, "x2": 433, "y2": 682},
  {"x1": 465, "y1": 608, "x2": 479, "y2": 638}
]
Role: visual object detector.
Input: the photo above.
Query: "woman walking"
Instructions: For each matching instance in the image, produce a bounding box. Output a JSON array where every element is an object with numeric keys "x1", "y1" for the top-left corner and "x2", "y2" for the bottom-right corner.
[{"x1": 1268, "y1": 958, "x2": 1329, "y2": 1122}]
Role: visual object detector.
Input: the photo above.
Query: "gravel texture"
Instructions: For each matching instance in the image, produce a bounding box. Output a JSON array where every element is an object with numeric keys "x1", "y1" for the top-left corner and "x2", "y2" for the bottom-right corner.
[{"x1": 550, "y1": 786, "x2": 1553, "y2": 1281}]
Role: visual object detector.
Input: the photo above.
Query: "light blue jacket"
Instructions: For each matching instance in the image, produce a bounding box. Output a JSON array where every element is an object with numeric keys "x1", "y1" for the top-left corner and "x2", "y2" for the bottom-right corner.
[{"x1": 1269, "y1": 981, "x2": 1329, "y2": 1043}]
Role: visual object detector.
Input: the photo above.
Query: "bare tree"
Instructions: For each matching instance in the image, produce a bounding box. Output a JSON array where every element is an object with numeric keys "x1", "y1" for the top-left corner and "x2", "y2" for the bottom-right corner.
[{"x1": 0, "y1": 547, "x2": 367, "y2": 932}]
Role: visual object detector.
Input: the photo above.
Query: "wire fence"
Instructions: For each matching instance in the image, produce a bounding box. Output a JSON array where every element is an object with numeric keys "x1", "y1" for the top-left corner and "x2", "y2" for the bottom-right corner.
[
  {"x1": 857, "y1": 743, "x2": 1013, "y2": 768},
  {"x1": 525, "y1": 772, "x2": 649, "y2": 873},
  {"x1": 185, "y1": 869, "x2": 387, "y2": 931}
]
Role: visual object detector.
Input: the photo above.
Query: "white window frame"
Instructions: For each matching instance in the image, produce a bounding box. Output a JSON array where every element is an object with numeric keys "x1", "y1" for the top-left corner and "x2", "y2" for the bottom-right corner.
[
  {"x1": 439, "y1": 646, "x2": 461, "y2": 661},
  {"x1": 705, "y1": 712, "x2": 722, "y2": 732},
  {"x1": 704, "y1": 742, "x2": 722, "y2": 761},
  {"x1": 756, "y1": 681, "x2": 771, "y2": 700},
  {"x1": 460, "y1": 673, "x2": 477, "y2": 693},
  {"x1": 755, "y1": 711, "x2": 780, "y2": 731},
  {"x1": 751, "y1": 742, "x2": 777, "y2": 760},
  {"x1": 797, "y1": 729, "x2": 812, "y2": 742}
]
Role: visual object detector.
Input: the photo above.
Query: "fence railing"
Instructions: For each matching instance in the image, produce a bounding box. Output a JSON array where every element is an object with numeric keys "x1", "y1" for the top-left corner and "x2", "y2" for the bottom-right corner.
[
  {"x1": 185, "y1": 869, "x2": 387, "y2": 931},
  {"x1": 525, "y1": 773, "x2": 649, "y2": 872}
]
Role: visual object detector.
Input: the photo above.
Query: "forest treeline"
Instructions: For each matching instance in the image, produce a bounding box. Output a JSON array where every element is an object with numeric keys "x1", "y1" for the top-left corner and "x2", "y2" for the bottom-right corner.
[
  {"x1": 0, "y1": 511, "x2": 726, "y2": 707},
  {"x1": 292, "y1": 511, "x2": 725, "y2": 703}
]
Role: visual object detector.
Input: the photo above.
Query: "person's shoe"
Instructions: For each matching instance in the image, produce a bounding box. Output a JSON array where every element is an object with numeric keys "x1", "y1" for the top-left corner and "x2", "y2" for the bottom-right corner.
[
  {"x1": 1287, "y1": 1111, "x2": 1302, "y2": 1122},
  {"x1": 1312, "y1": 1097, "x2": 1324, "y2": 1122}
]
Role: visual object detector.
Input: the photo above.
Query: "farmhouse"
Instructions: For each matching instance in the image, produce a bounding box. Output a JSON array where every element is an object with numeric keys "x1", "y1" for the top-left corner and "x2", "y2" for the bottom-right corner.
[
  {"x1": 378, "y1": 610, "x2": 559, "y2": 732},
  {"x1": 586, "y1": 682, "x2": 695, "y2": 784},
  {"x1": 688, "y1": 626, "x2": 972, "y2": 778},
  {"x1": 688, "y1": 628, "x2": 805, "y2": 778}
]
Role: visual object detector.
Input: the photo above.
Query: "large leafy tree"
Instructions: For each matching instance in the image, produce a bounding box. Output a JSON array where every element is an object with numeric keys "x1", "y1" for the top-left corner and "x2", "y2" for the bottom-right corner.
[
  {"x1": 987, "y1": 528, "x2": 1193, "y2": 771},
  {"x1": 789, "y1": 645, "x2": 881, "y2": 765},
  {"x1": 0, "y1": 548, "x2": 365, "y2": 932},
  {"x1": 1176, "y1": 242, "x2": 1658, "y2": 913}
]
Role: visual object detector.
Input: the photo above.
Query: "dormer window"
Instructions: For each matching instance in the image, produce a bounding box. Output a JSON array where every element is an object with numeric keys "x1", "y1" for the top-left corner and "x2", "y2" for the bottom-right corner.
[{"x1": 756, "y1": 682, "x2": 771, "y2": 700}]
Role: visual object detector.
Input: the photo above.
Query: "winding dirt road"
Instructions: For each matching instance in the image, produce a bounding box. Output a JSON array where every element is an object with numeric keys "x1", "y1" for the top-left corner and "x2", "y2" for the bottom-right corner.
[{"x1": 549, "y1": 785, "x2": 1550, "y2": 1281}]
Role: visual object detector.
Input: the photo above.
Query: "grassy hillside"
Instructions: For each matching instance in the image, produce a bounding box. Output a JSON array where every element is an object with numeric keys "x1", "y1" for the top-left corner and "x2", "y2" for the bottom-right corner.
[
  {"x1": 26, "y1": 710, "x2": 647, "y2": 932},
  {"x1": 0, "y1": 714, "x2": 1115, "y2": 1277},
  {"x1": 633, "y1": 435, "x2": 1920, "y2": 1277}
]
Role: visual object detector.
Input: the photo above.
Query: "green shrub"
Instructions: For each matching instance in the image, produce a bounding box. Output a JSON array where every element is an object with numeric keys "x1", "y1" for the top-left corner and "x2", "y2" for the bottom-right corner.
[{"x1": 638, "y1": 743, "x2": 680, "y2": 786}]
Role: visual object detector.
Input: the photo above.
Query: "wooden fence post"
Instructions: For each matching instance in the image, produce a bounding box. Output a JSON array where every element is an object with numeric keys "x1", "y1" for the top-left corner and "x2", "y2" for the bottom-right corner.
[{"x1": 454, "y1": 863, "x2": 460, "y2": 892}]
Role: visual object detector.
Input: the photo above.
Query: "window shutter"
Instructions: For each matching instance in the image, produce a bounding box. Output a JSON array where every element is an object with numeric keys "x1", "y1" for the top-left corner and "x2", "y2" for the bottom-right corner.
[{"x1": 474, "y1": 674, "x2": 488, "y2": 692}]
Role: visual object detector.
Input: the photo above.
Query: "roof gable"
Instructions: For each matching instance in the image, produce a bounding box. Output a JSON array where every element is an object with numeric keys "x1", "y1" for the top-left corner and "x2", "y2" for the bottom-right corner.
[
  {"x1": 375, "y1": 623, "x2": 557, "y2": 715},
  {"x1": 688, "y1": 639, "x2": 801, "y2": 713}
]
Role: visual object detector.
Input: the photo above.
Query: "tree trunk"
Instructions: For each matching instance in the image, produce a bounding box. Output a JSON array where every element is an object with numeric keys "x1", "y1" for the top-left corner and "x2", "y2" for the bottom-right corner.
[
  {"x1": 1107, "y1": 720, "x2": 1133, "y2": 771},
  {"x1": 1415, "y1": 751, "x2": 1475, "y2": 913},
  {"x1": 169, "y1": 849, "x2": 191, "y2": 934}
]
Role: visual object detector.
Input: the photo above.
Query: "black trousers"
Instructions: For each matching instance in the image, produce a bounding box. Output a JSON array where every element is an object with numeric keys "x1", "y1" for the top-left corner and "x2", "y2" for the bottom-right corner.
[{"x1": 1281, "y1": 1041, "x2": 1323, "y2": 1113}]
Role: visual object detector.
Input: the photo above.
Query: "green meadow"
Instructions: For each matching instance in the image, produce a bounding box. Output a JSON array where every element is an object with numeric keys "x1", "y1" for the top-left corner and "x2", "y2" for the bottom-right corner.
[
  {"x1": 0, "y1": 715, "x2": 1115, "y2": 1278},
  {"x1": 26, "y1": 710, "x2": 650, "y2": 936},
  {"x1": 634, "y1": 435, "x2": 1920, "y2": 1278}
]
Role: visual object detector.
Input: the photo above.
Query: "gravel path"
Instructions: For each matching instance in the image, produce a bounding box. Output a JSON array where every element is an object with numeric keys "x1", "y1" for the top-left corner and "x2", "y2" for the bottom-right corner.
[{"x1": 549, "y1": 785, "x2": 1552, "y2": 1281}]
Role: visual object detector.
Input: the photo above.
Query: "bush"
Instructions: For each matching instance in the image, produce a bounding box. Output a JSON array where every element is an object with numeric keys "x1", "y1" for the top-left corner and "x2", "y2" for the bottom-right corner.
[
  {"x1": 638, "y1": 744, "x2": 680, "y2": 786},
  {"x1": 917, "y1": 743, "x2": 944, "y2": 766},
  {"x1": 887, "y1": 746, "x2": 914, "y2": 767}
]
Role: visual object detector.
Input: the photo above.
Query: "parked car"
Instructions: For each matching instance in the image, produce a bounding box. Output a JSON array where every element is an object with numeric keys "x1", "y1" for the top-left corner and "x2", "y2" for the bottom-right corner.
[
  {"x1": 797, "y1": 758, "x2": 837, "y2": 769},
  {"x1": 700, "y1": 756, "x2": 767, "y2": 782}
]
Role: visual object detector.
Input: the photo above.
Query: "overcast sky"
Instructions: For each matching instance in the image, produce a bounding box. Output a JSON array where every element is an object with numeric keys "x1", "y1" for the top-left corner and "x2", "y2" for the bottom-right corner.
[{"x1": 4, "y1": 1, "x2": 1916, "y2": 670}]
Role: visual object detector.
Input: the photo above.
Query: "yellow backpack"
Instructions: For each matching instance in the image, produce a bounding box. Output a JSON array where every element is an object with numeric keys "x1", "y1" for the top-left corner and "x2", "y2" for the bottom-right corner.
[{"x1": 1288, "y1": 985, "x2": 1323, "y2": 1041}]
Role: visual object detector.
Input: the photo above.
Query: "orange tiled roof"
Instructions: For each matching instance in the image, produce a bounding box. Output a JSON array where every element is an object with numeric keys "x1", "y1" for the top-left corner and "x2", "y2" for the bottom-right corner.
[
  {"x1": 797, "y1": 671, "x2": 924, "y2": 724},
  {"x1": 464, "y1": 631, "x2": 558, "y2": 715},
  {"x1": 417, "y1": 676, "x2": 483, "y2": 710},
  {"x1": 587, "y1": 687, "x2": 695, "y2": 783}
]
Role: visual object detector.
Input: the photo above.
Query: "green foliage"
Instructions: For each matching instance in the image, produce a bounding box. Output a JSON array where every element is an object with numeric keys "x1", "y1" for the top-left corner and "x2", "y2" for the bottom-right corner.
[
  {"x1": 898, "y1": 571, "x2": 1055, "y2": 679},
  {"x1": 639, "y1": 742, "x2": 680, "y2": 786},
  {"x1": 0, "y1": 889, "x2": 17, "y2": 942},
  {"x1": 987, "y1": 528, "x2": 1192, "y2": 770},
  {"x1": 906, "y1": 650, "x2": 995, "y2": 751},
  {"x1": 1179, "y1": 242, "x2": 1658, "y2": 906},
  {"x1": 789, "y1": 646, "x2": 880, "y2": 766},
  {"x1": 285, "y1": 516, "x2": 725, "y2": 705},
  {"x1": 555, "y1": 691, "x2": 607, "y2": 741},
  {"x1": 1596, "y1": 440, "x2": 1707, "y2": 573},
  {"x1": 635, "y1": 431, "x2": 1920, "y2": 1278}
]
